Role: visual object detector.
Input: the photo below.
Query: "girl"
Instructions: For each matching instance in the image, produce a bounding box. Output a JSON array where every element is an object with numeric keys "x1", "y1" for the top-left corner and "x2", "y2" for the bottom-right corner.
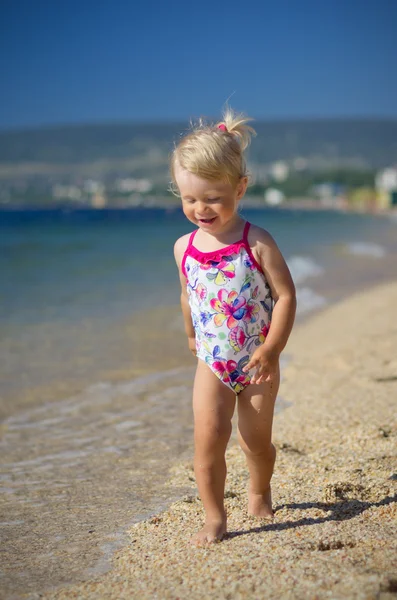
[{"x1": 172, "y1": 108, "x2": 296, "y2": 546}]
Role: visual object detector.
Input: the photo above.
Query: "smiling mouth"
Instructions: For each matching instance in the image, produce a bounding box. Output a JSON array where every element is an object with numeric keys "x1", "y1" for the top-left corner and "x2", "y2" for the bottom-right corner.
[{"x1": 198, "y1": 217, "x2": 216, "y2": 224}]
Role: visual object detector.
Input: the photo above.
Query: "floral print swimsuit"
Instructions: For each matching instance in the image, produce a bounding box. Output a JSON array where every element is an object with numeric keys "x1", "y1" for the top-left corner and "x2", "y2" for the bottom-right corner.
[{"x1": 182, "y1": 221, "x2": 273, "y2": 394}]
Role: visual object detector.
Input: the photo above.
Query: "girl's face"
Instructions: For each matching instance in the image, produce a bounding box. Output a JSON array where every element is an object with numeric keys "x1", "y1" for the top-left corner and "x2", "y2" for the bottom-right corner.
[{"x1": 174, "y1": 162, "x2": 248, "y2": 234}]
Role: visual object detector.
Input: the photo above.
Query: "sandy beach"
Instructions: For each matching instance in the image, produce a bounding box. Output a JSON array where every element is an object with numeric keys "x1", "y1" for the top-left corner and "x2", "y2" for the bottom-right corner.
[{"x1": 17, "y1": 280, "x2": 397, "y2": 599}]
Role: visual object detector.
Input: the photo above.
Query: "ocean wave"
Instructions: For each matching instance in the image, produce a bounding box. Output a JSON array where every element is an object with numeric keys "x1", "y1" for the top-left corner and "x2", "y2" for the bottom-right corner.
[
  {"x1": 346, "y1": 242, "x2": 386, "y2": 258},
  {"x1": 287, "y1": 255, "x2": 324, "y2": 285},
  {"x1": 296, "y1": 286, "x2": 327, "y2": 316}
]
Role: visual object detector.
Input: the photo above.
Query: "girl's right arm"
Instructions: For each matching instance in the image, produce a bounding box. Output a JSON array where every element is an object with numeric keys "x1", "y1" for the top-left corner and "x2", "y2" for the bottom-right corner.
[{"x1": 174, "y1": 235, "x2": 196, "y2": 356}]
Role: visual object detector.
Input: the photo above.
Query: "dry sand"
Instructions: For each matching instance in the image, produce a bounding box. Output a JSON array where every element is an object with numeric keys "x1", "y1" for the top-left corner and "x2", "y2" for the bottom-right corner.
[{"x1": 34, "y1": 281, "x2": 397, "y2": 600}]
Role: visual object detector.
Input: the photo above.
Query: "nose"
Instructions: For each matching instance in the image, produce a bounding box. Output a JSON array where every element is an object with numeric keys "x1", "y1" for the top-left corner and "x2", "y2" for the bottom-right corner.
[{"x1": 195, "y1": 201, "x2": 210, "y2": 215}]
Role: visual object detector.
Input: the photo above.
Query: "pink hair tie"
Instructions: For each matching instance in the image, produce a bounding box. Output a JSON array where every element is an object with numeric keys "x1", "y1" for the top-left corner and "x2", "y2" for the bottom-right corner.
[{"x1": 218, "y1": 123, "x2": 228, "y2": 132}]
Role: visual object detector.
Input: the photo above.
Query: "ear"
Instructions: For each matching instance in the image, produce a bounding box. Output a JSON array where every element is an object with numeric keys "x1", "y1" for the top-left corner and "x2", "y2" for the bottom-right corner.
[{"x1": 236, "y1": 176, "x2": 248, "y2": 201}]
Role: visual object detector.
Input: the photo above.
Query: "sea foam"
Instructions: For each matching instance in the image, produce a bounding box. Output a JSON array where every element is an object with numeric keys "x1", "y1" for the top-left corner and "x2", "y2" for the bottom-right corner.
[
  {"x1": 287, "y1": 255, "x2": 324, "y2": 284},
  {"x1": 287, "y1": 255, "x2": 326, "y2": 316},
  {"x1": 346, "y1": 242, "x2": 386, "y2": 258}
]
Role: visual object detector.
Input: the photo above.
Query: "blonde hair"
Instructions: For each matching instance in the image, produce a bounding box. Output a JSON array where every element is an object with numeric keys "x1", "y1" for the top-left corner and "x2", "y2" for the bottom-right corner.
[{"x1": 169, "y1": 107, "x2": 256, "y2": 196}]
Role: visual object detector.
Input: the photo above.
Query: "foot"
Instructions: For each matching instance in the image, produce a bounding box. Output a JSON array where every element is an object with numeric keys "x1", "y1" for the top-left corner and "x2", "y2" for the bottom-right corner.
[
  {"x1": 189, "y1": 517, "x2": 227, "y2": 546},
  {"x1": 248, "y1": 486, "x2": 274, "y2": 519}
]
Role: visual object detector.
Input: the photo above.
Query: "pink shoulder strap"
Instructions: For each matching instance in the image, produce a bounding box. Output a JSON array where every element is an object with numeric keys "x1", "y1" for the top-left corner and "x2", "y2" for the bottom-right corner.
[
  {"x1": 187, "y1": 229, "x2": 198, "y2": 248},
  {"x1": 243, "y1": 220, "x2": 251, "y2": 243},
  {"x1": 181, "y1": 229, "x2": 198, "y2": 278}
]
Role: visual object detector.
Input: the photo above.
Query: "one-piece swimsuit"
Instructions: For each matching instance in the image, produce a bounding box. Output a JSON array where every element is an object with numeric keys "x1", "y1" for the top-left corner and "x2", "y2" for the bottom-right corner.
[{"x1": 182, "y1": 221, "x2": 273, "y2": 394}]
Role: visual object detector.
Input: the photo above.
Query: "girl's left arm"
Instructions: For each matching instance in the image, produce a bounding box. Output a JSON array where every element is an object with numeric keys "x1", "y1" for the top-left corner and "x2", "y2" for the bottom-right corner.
[{"x1": 243, "y1": 228, "x2": 296, "y2": 383}]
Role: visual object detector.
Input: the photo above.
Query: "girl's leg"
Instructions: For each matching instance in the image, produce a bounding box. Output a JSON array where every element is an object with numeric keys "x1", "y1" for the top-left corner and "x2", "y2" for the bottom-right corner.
[
  {"x1": 191, "y1": 359, "x2": 236, "y2": 545},
  {"x1": 237, "y1": 363, "x2": 280, "y2": 518}
]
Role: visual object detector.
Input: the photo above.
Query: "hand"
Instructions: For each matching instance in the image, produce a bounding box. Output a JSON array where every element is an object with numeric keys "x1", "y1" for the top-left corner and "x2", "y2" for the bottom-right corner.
[
  {"x1": 188, "y1": 337, "x2": 197, "y2": 357},
  {"x1": 242, "y1": 346, "x2": 279, "y2": 385}
]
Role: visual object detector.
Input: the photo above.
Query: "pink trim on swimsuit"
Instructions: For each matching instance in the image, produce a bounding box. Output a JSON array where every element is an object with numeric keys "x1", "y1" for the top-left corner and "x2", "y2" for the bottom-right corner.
[
  {"x1": 182, "y1": 222, "x2": 263, "y2": 275},
  {"x1": 181, "y1": 230, "x2": 197, "y2": 278},
  {"x1": 242, "y1": 222, "x2": 264, "y2": 274}
]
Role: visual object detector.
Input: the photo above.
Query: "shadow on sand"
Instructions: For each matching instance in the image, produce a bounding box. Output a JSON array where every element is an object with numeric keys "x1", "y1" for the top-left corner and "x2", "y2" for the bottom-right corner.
[{"x1": 226, "y1": 493, "x2": 397, "y2": 539}]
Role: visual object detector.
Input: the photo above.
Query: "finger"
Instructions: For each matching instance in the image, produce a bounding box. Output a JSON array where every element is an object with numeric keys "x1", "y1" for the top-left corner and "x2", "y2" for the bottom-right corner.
[
  {"x1": 255, "y1": 370, "x2": 270, "y2": 385},
  {"x1": 254, "y1": 364, "x2": 271, "y2": 384},
  {"x1": 243, "y1": 359, "x2": 258, "y2": 373},
  {"x1": 250, "y1": 366, "x2": 264, "y2": 385},
  {"x1": 249, "y1": 368, "x2": 257, "y2": 384}
]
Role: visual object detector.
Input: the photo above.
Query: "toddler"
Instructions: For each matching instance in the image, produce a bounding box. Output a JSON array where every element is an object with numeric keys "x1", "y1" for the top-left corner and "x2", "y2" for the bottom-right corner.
[{"x1": 172, "y1": 108, "x2": 296, "y2": 546}]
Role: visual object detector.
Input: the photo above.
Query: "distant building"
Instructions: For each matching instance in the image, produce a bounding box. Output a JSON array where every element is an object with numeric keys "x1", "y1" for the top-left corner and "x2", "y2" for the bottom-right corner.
[
  {"x1": 375, "y1": 167, "x2": 397, "y2": 192},
  {"x1": 116, "y1": 178, "x2": 153, "y2": 193},
  {"x1": 52, "y1": 184, "x2": 82, "y2": 201},
  {"x1": 270, "y1": 161, "x2": 289, "y2": 182},
  {"x1": 347, "y1": 187, "x2": 376, "y2": 212},
  {"x1": 91, "y1": 192, "x2": 107, "y2": 208},
  {"x1": 84, "y1": 179, "x2": 104, "y2": 195},
  {"x1": 264, "y1": 188, "x2": 285, "y2": 206},
  {"x1": 375, "y1": 166, "x2": 397, "y2": 209},
  {"x1": 311, "y1": 183, "x2": 346, "y2": 208}
]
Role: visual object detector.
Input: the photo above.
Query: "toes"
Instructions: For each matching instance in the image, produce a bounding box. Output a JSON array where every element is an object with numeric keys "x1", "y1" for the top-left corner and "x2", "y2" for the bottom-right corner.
[
  {"x1": 190, "y1": 536, "x2": 210, "y2": 547},
  {"x1": 189, "y1": 528, "x2": 226, "y2": 546}
]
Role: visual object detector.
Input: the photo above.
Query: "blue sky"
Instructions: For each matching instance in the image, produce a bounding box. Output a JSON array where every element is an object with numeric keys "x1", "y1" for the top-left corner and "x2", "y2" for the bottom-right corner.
[{"x1": 1, "y1": 0, "x2": 396, "y2": 129}]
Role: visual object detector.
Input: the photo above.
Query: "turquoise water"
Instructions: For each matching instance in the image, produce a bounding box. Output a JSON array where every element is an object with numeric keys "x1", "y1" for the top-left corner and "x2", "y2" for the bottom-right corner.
[{"x1": 1, "y1": 206, "x2": 395, "y2": 327}]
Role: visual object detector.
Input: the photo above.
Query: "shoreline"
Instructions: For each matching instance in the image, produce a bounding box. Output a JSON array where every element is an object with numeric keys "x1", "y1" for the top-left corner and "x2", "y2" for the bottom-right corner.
[{"x1": 32, "y1": 279, "x2": 397, "y2": 600}]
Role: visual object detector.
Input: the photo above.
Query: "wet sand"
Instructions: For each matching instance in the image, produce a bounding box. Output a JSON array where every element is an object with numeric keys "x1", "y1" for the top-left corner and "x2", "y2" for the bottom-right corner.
[{"x1": 24, "y1": 279, "x2": 397, "y2": 600}]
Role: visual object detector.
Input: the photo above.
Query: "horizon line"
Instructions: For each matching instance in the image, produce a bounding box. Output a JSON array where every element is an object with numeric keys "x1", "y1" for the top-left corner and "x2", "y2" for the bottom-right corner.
[{"x1": 1, "y1": 114, "x2": 397, "y2": 134}]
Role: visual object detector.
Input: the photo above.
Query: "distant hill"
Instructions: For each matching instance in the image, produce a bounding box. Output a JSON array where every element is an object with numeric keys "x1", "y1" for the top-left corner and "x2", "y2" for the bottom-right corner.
[{"x1": 0, "y1": 118, "x2": 396, "y2": 169}]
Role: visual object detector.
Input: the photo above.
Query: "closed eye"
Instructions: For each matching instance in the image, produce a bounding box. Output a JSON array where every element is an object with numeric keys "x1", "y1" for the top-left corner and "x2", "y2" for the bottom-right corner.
[{"x1": 207, "y1": 197, "x2": 220, "y2": 203}]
